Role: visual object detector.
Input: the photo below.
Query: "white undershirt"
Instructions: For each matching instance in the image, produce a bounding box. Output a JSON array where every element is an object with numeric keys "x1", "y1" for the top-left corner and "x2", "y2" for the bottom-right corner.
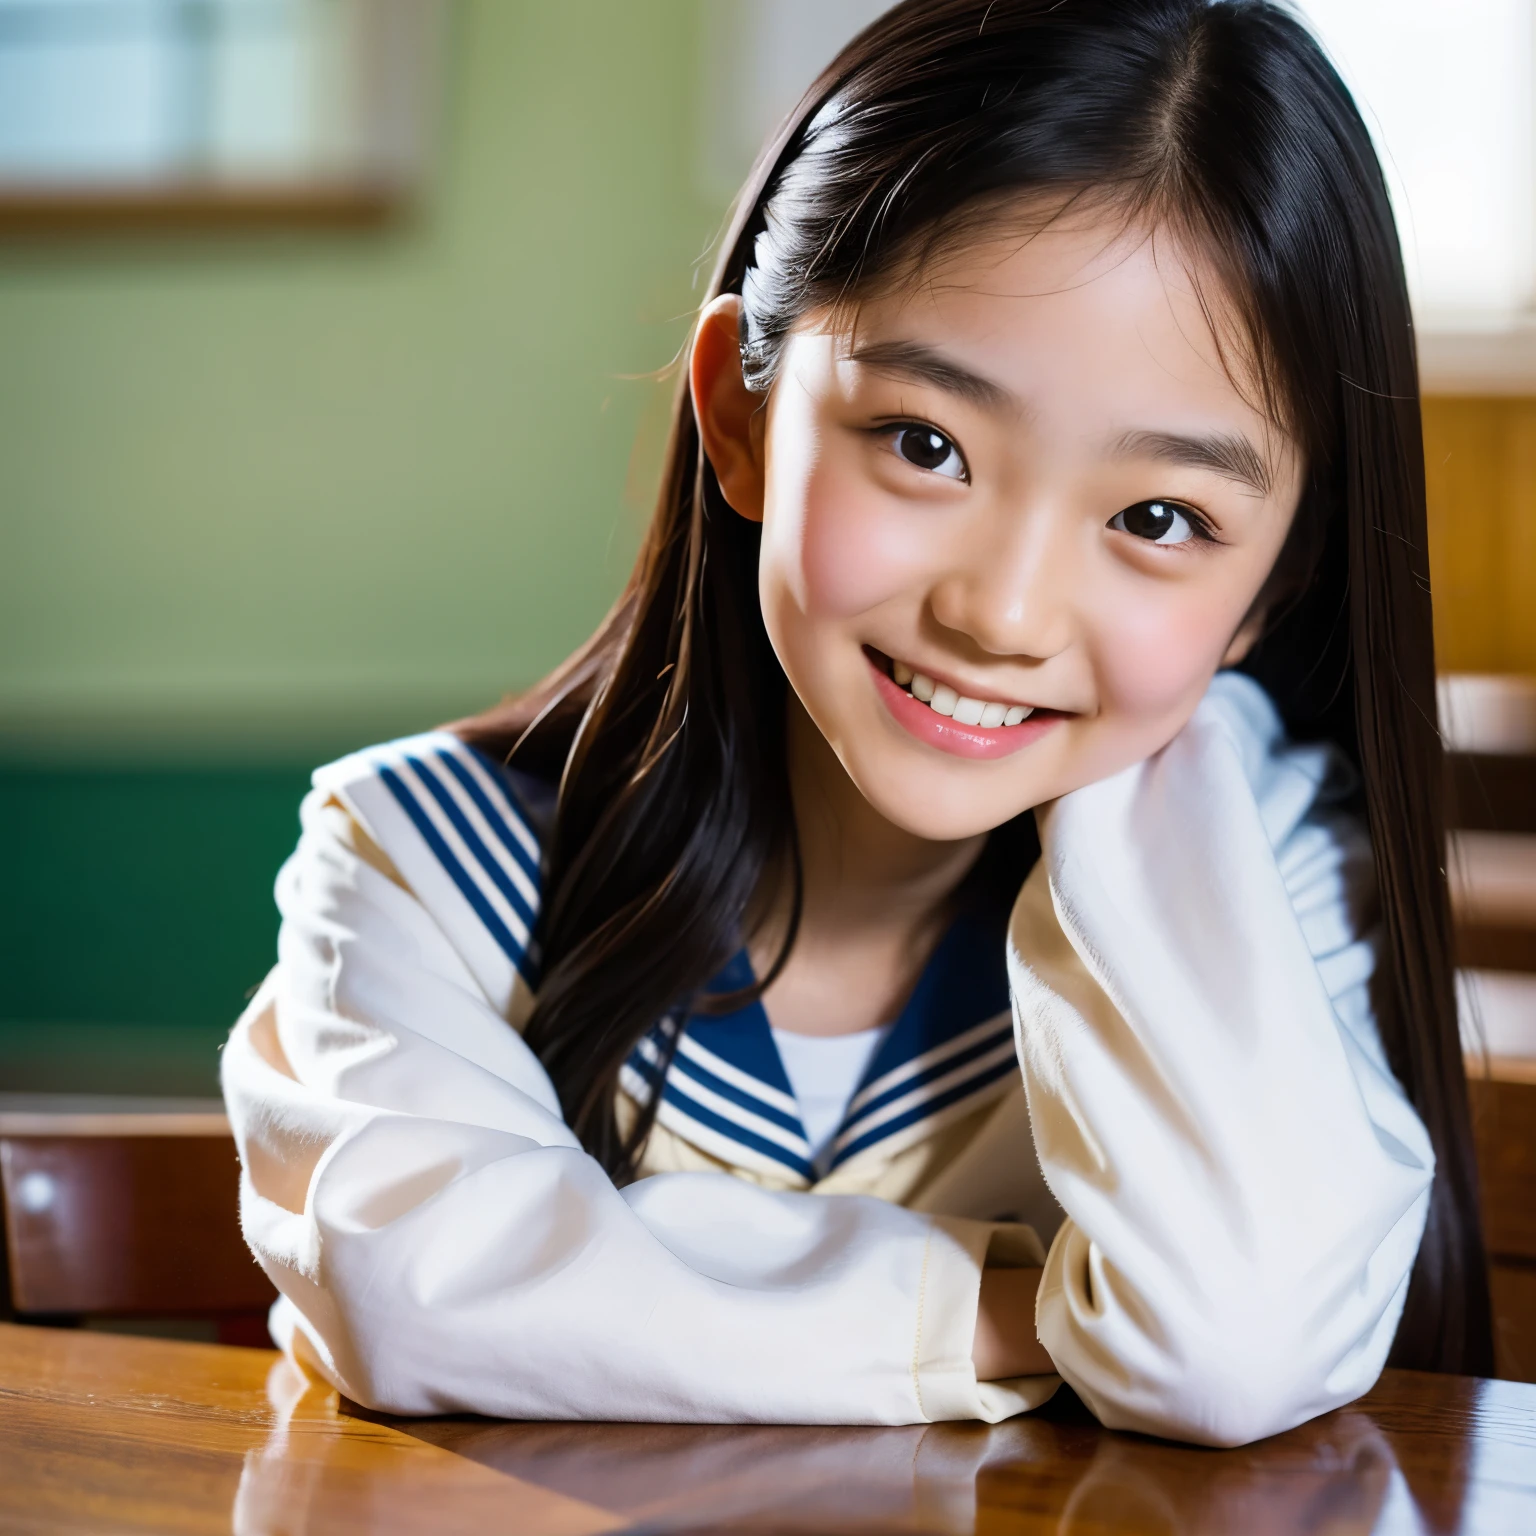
[{"x1": 771, "y1": 1024, "x2": 892, "y2": 1176}]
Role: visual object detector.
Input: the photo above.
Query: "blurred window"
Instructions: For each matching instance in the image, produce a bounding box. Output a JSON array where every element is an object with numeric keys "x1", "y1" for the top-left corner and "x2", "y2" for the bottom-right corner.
[
  {"x1": 1298, "y1": 0, "x2": 1536, "y2": 327},
  {"x1": 0, "y1": 0, "x2": 445, "y2": 220}
]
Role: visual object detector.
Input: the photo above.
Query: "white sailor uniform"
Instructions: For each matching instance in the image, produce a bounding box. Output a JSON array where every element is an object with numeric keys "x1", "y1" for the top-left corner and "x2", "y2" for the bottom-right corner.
[{"x1": 220, "y1": 673, "x2": 1433, "y2": 1445}]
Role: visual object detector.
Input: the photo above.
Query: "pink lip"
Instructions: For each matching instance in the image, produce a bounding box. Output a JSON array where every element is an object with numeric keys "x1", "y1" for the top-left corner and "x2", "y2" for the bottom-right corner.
[{"x1": 868, "y1": 655, "x2": 1066, "y2": 760}]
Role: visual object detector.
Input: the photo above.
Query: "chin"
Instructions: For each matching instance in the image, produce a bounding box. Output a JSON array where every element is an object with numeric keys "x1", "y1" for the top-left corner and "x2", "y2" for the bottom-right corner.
[{"x1": 850, "y1": 759, "x2": 1030, "y2": 843}]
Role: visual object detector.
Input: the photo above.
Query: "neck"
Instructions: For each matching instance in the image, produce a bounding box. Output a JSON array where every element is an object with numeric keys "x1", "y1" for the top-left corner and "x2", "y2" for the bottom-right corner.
[{"x1": 748, "y1": 694, "x2": 986, "y2": 1033}]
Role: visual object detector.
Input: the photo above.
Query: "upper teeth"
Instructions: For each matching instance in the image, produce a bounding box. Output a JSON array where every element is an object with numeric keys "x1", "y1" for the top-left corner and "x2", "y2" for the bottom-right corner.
[{"x1": 893, "y1": 661, "x2": 1033, "y2": 727}]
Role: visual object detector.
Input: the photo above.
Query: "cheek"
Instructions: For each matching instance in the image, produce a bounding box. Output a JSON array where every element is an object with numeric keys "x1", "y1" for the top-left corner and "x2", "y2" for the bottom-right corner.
[
  {"x1": 1090, "y1": 578, "x2": 1247, "y2": 723},
  {"x1": 768, "y1": 448, "x2": 932, "y2": 621}
]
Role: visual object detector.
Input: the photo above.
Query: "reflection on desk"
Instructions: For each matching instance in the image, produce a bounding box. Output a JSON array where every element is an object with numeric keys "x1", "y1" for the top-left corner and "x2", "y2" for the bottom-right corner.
[{"x1": 1, "y1": 1321, "x2": 1533, "y2": 1534}]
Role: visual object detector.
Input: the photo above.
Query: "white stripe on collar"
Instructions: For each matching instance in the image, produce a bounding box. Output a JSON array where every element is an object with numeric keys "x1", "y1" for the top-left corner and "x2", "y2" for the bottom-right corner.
[
  {"x1": 316, "y1": 732, "x2": 546, "y2": 1020},
  {"x1": 843, "y1": 1012, "x2": 1013, "y2": 1125},
  {"x1": 623, "y1": 913, "x2": 1020, "y2": 1183}
]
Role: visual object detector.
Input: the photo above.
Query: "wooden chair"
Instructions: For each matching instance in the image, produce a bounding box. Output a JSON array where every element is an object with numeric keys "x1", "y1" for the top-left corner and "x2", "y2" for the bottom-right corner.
[
  {"x1": 0, "y1": 1098, "x2": 275, "y2": 1346},
  {"x1": 1474, "y1": 1074, "x2": 1536, "y2": 1383},
  {"x1": 1448, "y1": 740, "x2": 1536, "y2": 1384}
]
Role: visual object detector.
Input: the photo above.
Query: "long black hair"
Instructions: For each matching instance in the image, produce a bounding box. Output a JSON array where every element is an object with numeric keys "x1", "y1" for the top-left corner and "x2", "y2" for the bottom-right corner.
[{"x1": 460, "y1": 0, "x2": 1493, "y2": 1376}]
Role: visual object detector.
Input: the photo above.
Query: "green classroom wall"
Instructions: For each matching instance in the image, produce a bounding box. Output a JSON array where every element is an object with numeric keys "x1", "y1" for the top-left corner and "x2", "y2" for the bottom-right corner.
[{"x1": 0, "y1": 2, "x2": 727, "y2": 1090}]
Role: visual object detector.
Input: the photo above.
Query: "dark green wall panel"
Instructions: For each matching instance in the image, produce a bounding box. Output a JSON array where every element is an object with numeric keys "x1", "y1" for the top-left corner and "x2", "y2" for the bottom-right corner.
[{"x1": 0, "y1": 767, "x2": 309, "y2": 1046}]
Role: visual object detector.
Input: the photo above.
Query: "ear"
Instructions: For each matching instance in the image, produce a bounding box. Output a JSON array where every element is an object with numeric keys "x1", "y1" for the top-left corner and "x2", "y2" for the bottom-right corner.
[
  {"x1": 690, "y1": 294, "x2": 767, "y2": 523},
  {"x1": 1221, "y1": 608, "x2": 1266, "y2": 668}
]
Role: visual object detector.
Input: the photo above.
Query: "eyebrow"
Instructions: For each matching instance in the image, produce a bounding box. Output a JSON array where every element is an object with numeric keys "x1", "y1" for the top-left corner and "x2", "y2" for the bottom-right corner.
[
  {"x1": 848, "y1": 338, "x2": 1018, "y2": 413},
  {"x1": 1113, "y1": 429, "x2": 1273, "y2": 497}
]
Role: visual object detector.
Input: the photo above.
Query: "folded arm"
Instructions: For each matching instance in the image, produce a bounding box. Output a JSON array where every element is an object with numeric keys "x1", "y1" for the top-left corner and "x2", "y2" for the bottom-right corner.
[{"x1": 1011, "y1": 677, "x2": 1433, "y2": 1446}]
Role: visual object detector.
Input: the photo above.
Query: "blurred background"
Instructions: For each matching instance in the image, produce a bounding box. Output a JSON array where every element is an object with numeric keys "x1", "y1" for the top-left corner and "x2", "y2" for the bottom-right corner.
[{"x1": 0, "y1": 3, "x2": 1532, "y2": 1101}]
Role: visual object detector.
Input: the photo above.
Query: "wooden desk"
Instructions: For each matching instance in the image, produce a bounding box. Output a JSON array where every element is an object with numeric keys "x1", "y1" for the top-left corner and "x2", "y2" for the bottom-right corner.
[{"x1": 1, "y1": 1323, "x2": 1533, "y2": 1534}]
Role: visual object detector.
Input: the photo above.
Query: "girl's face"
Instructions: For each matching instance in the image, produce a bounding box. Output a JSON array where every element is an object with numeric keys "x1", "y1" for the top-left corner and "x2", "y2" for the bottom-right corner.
[{"x1": 695, "y1": 210, "x2": 1305, "y2": 841}]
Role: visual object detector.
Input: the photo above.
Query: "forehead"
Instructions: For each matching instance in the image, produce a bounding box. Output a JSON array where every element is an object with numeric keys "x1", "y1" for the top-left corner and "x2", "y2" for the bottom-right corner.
[{"x1": 825, "y1": 205, "x2": 1283, "y2": 449}]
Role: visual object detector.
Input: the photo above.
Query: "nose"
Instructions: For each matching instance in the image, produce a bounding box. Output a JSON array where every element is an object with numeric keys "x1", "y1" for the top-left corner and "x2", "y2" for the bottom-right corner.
[{"x1": 927, "y1": 501, "x2": 1077, "y2": 661}]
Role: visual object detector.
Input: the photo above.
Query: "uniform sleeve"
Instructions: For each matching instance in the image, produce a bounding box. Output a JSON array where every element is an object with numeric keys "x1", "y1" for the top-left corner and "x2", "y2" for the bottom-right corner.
[
  {"x1": 222, "y1": 760, "x2": 1025, "y2": 1424},
  {"x1": 1011, "y1": 674, "x2": 1433, "y2": 1447}
]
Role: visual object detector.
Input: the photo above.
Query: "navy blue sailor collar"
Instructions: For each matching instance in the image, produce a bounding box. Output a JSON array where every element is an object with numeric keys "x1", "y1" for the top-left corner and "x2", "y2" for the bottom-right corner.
[
  {"x1": 621, "y1": 908, "x2": 1018, "y2": 1184},
  {"x1": 346, "y1": 731, "x2": 1022, "y2": 1184}
]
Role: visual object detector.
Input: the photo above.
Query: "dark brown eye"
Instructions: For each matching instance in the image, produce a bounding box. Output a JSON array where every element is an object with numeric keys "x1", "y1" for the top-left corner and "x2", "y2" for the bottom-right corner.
[
  {"x1": 892, "y1": 426, "x2": 966, "y2": 480},
  {"x1": 1109, "y1": 500, "x2": 1195, "y2": 544}
]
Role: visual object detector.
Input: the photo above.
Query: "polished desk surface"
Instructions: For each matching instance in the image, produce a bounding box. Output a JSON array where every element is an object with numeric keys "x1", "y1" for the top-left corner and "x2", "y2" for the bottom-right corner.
[{"x1": 1, "y1": 1323, "x2": 1533, "y2": 1535}]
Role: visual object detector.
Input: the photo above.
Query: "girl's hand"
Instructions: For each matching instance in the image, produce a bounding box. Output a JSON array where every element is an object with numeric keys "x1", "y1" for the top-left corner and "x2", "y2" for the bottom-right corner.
[{"x1": 972, "y1": 1266, "x2": 1053, "y2": 1380}]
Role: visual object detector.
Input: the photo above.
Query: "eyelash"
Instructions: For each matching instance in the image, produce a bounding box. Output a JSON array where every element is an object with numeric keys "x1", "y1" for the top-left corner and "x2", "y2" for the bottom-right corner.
[
  {"x1": 875, "y1": 421, "x2": 969, "y2": 482},
  {"x1": 1108, "y1": 500, "x2": 1221, "y2": 547}
]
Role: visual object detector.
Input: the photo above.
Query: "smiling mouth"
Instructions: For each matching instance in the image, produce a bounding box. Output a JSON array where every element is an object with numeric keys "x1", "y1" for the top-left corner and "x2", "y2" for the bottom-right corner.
[{"x1": 866, "y1": 647, "x2": 1047, "y2": 728}]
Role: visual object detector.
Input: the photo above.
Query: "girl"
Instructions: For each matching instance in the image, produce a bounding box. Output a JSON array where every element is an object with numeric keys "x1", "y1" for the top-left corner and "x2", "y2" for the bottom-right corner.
[{"x1": 223, "y1": 0, "x2": 1493, "y2": 1446}]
